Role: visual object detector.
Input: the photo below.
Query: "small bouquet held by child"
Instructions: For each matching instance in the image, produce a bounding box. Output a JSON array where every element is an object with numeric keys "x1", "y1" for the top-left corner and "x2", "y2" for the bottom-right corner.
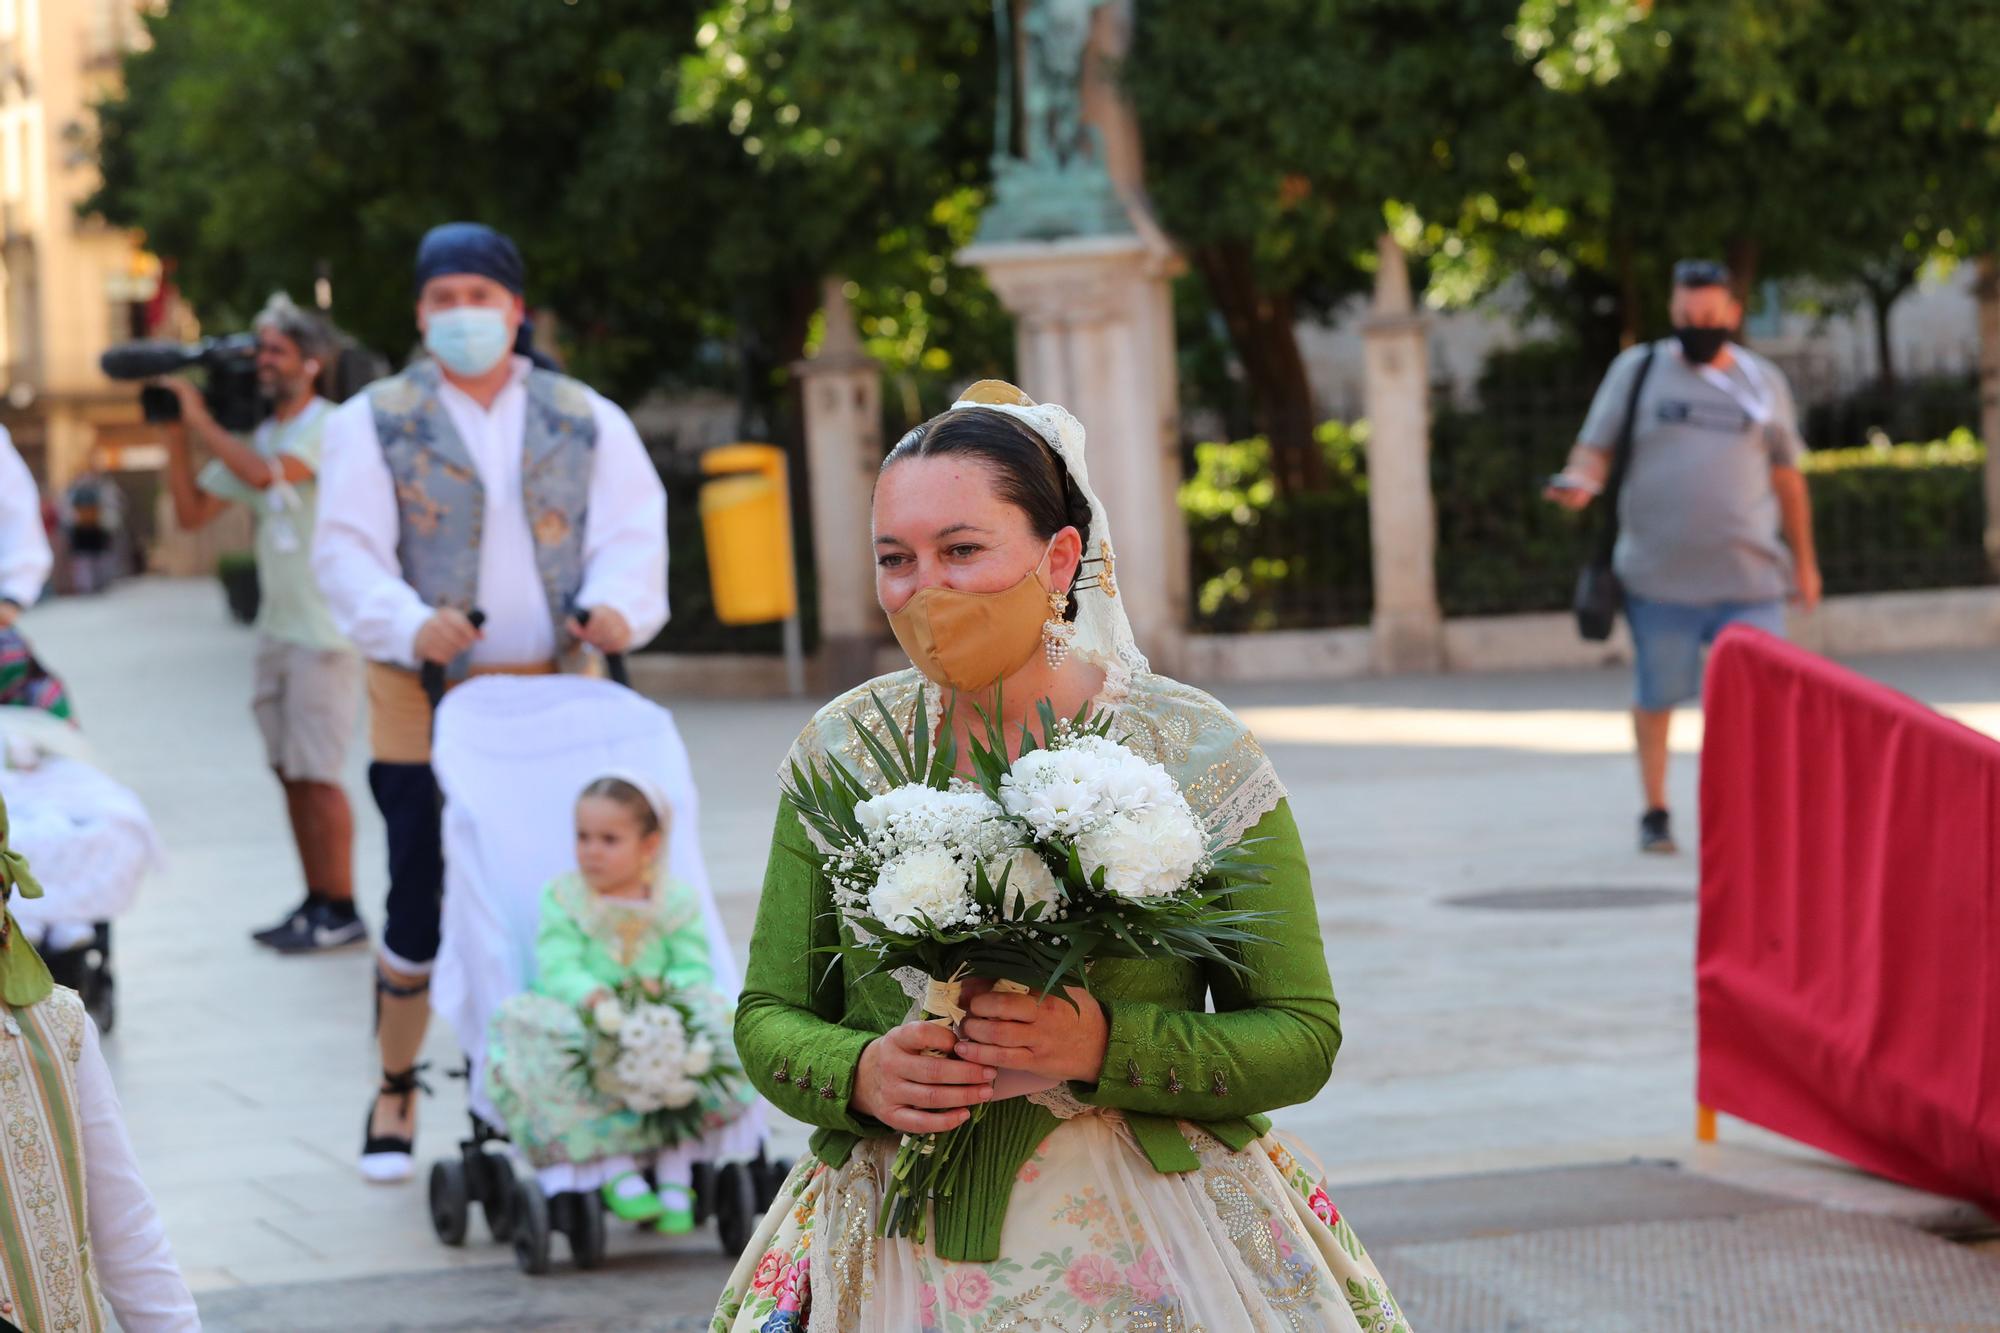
[
  {"x1": 783, "y1": 691, "x2": 1273, "y2": 1241},
  {"x1": 569, "y1": 976, "x2": 740, "y2": 1140}
]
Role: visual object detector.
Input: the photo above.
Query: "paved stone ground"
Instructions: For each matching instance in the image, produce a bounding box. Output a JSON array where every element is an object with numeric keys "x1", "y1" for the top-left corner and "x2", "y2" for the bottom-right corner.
[
  {"x1": 19, "y1": 578, "x2": 2000, "y2": 1325},
  {"x1": 191, "y1": 1162, "x2": 2000, "y2": 1330}
]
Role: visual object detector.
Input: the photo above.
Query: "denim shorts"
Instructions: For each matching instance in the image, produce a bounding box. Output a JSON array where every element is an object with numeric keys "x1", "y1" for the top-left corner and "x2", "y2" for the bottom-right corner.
[{"x1": 1625, "y1": 593, "x2": 1785, "y2": 712}]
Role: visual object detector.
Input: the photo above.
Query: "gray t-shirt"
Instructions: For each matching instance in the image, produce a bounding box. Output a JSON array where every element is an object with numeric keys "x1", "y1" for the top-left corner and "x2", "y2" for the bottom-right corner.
[{"x1": 1578, "y1": 340, "x2": 1805, "y2": 605}]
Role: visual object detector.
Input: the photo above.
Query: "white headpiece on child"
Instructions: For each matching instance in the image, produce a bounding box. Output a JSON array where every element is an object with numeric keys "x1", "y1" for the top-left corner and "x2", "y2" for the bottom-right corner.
[
  {"x1": 945, "y1": 380, "x2": 1149, "y2": 686},
  {"x1": 596, "y1": 769, "x2": 673, "y2": 835}
]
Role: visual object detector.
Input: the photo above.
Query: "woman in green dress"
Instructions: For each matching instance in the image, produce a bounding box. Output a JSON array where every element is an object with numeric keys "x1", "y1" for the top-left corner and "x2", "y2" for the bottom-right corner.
[{"x1": 714, "y1": 382, "x2": 1410, "y2": 1332}]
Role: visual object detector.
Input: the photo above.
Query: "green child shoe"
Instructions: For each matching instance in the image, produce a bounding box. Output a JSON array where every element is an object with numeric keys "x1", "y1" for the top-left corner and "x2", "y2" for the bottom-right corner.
[
  {"x1": 655, "y1": 1180, "x2": 695, "y2": 1235},
  {"x1": 602, "y1": 1173, "x2": 666, "y2": 1223}
]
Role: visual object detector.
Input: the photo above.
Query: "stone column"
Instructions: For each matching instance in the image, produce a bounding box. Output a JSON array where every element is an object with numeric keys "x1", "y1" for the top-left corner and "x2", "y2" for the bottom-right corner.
[
  {"x1": 794, "y1": 278, "x2": 887, "y2": 688},
  {"x1": 1362, "y1": 234, "x2": 1444, "y2": 673},
  {"x1": 960, "y1": 235, "x2": 1188, "y2": 673},
  {"x1": 959, "y1": 0, "x2": 1188, "y2": 672},
  {"x1": 1977, "y1": 255, "x2": 2000, "y2": 575}
]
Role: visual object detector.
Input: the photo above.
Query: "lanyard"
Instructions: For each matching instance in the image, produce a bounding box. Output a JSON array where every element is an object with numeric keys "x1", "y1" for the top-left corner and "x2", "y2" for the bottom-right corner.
[{"x1": 1687, "y1": 350, "x2": 1772, "y2": 424}]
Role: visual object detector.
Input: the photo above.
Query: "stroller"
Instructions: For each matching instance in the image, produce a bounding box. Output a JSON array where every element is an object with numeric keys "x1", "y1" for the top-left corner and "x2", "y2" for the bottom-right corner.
[
  {"x1": 425, "y1": 670, "x2": 787, "y2": 1274},
  {"x1": 0, "y1": 630, "x2": 161, "y2": 1033}
]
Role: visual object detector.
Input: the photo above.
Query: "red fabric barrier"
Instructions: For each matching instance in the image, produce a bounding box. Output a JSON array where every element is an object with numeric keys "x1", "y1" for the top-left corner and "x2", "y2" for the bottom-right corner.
[{"x1": 1698, "y1": 626, "x2": 2000, "y2": 1210}]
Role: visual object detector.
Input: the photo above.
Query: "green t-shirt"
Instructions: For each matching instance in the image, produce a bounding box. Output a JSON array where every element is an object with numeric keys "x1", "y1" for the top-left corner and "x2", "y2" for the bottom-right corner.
[{"x1": 197, "y1": 398, "x2": 349, "y2": 652}]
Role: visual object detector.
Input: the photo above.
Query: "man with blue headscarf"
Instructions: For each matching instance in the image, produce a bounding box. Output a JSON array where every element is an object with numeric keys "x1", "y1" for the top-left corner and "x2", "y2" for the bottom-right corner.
[{"x1": 314, "y1": 222, "x2": 667, "y2": 1182}]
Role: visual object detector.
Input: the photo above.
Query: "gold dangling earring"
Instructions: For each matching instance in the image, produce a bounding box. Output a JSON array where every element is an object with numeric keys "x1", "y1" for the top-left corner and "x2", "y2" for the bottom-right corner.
[{"x1": 1042, "y1": 587, "x2": 1076, "y2": 669}]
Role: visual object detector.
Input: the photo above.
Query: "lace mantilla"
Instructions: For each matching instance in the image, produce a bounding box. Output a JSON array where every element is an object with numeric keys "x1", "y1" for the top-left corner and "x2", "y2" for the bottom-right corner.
[{"x1": 777, "y1": 669, "x2": 1285, "y2": 847}]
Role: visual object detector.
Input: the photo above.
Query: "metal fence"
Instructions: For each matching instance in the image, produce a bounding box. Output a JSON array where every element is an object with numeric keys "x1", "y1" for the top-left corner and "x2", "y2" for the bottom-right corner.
[
  {"x1": 1183, "y1": 436, "x2": 1376, "y2": 633},
  {"x1": 1183, "y1": 347, "x2": 1993, "y2": 635}
]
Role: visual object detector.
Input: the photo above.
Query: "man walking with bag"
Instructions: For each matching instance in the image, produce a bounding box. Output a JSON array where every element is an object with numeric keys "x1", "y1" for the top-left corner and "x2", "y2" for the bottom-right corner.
[
  {"x1": 313, "y1": 222, "x2": 666, "y2": 1181},
  {"x1": 1548, "y1": 259, "x2": 1821, "y2": 854}
]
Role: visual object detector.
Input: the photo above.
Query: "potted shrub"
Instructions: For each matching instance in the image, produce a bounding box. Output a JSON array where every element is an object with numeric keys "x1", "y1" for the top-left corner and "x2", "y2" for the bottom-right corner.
[{"x1": 217, "y1": 550, "x2": 259, "y2": 625}]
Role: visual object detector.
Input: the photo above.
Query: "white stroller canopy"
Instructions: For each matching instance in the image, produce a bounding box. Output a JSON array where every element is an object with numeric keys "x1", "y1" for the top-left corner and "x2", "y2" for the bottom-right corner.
[
  {"x1": 429, "y1": 675, "x2": 743, "y2": 1126},
  {"x1": 0, "y1": 742, "x2": 162, "y2": 934}
]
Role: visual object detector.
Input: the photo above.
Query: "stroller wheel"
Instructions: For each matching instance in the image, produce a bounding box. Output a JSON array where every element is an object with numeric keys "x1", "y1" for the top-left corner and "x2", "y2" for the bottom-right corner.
[
  {"x1": 85, "y1": 970, "x2": 114, "y2": 1036},
  {"x1": 690, "y1": 1160, "x2": 718, "y2": 1226},
  {"x1": 511, "y1": 1178, "x2": 552, "y2": 1275},
  {"x1": 715, "y1": 1162, "x2": 759, "y2": 1257},
  {"x1": 478, "y1": 1152, "x2": 517, "y2": 1243},
  {"x1": 85, "y1": 927, "x2": 114, "y2": 1036},
  {"x1": 563, "y1": 1190, "x2": 607, "y2": 1271},
  {"x1": 428, "y1": 1160, "x2": 470, "y2": 1247},
  {"x1": 756, "y1": 1157, "x2": 794, "y2": 1209}
]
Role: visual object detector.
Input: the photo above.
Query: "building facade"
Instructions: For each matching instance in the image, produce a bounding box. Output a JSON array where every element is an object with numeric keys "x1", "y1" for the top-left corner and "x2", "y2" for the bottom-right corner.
[{"x1": 0, "y1": 0, "x2": 165, "y2": 491}]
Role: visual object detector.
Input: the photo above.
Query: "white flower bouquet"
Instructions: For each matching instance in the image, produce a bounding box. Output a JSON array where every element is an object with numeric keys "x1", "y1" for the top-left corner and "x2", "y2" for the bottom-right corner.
[
  {"x1": 568, "y1": 977, "x2": 742, "y2": 1145},
  {"x1": 783, "y1": 690, "x2": 1272, "y2": 1241}
]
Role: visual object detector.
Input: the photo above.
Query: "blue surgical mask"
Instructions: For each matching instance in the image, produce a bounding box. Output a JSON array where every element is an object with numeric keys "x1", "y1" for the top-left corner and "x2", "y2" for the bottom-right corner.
[{"x1": 423, "y1": 307, "x2": 513, "y2": 377}]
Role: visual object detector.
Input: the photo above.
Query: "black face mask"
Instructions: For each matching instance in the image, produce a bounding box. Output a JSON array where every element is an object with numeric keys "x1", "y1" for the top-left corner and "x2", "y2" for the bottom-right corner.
[{"x1": 1673, "y1": 325, "x2": 1732, "y2": 364}]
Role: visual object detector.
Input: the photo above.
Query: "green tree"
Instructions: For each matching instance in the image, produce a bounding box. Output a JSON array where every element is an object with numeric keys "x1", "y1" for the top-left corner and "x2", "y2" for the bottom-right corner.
[
  {"x1": 1122, "y1": 0, "x2": 1555, "y2": 492},
  {"x1": 1502, "y1": 0, "x2": 2000, "y2": 355},
  {"x1": 90, "y1": 0, "x2": 1012, "y2": 429},
  {"x1": 93, "y1": 0, "x2": 740, "y2": 398},
  {"x1": 677, "y1": 0, "x2": 1012, "y2": 431}
]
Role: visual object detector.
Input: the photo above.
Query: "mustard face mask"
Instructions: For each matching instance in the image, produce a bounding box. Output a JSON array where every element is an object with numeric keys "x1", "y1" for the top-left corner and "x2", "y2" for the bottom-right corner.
[{"x1": 886, "y1": 550, "x2": 1056, "y2": 693}]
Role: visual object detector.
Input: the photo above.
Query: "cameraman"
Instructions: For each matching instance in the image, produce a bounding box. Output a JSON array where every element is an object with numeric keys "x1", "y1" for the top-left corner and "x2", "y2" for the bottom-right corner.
[{"x1": 161, "y1": 294, "x2": 365, "y2": 955}]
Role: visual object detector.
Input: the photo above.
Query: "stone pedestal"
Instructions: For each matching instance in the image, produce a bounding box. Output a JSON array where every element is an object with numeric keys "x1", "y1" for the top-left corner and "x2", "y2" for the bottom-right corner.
[
  {"x1": 794, "y1": 279, "x2": 887, "y2": 688},
  {"x1": 958, "y1": 233, "x2": 1188, "y2": 672},
  {"x1": 1362, "y1": 235, "x2": 1444, "y2": 673}
]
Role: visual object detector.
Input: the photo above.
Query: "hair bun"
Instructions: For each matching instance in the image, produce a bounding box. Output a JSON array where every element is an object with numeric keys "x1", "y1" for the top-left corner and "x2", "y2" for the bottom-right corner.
[{"x1": 956, "y1": 379, "x2": 1038, "y2": 409}]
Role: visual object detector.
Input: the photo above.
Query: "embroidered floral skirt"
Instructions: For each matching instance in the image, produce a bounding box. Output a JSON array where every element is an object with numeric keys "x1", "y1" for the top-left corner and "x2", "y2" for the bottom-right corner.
[
  {"x1": 486, "y1": 992, "x2": 749, "y2": 1173},
  {"x1": 712, "y1": 1111, "x2": 1411, "y2": 1332}
]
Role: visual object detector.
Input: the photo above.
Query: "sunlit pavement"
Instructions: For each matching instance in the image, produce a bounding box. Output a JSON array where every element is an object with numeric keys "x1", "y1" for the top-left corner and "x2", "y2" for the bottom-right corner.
[{"x1": 21, "y1": 578, "x2": 1998, "y2": 1326}]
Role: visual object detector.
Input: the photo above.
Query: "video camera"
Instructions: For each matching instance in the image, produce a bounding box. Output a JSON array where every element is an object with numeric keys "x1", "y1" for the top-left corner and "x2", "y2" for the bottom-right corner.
[{"x1": 99, "y1": 335, "x2": 265, "y2": 434}]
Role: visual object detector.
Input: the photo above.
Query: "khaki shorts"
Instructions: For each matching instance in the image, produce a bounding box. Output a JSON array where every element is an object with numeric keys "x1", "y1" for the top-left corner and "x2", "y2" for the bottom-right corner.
[{"x1": 252, "y1": 637, "x2": 362, "y2": 783}]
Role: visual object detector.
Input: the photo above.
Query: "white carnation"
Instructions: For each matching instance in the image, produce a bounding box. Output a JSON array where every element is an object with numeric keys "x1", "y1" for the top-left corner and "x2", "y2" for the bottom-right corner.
[
  {"x1": 1070, "y1": 735, "x2": 1181, "y2": 814},
  {"x1": 995, "y1": 847, "x2": 1062, "y2": 917},
  {"x1": 869, "y1": 847, "x2": 974, "y2": 934},
  {"x1": 1000, "y1": 749, "x2": 1110, "y2": 838},
  {"x1": 592, "y1": 997, "x2": 625, "y2": 1036},
  {"x1": 1077, "y1": 803, "x2": 1208, "y2": 900}
]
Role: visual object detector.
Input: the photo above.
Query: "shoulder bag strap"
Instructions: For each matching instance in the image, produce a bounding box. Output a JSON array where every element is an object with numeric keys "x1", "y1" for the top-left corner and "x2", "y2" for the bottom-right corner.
[{"x1": 1594, "y1": 344, "x2": 1658, "y2": 566}]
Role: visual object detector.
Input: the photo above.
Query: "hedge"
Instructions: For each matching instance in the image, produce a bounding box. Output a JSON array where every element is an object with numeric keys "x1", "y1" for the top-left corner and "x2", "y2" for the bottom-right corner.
[{"x1": 1181, "y1": 422, "x2": 1991, "y2": 632}]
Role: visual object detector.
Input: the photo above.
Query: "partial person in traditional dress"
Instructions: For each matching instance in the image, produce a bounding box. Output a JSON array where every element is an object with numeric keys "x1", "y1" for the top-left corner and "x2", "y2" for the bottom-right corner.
[
  {"x1": 713, "y1": 382, "x2": 1410, "y2": 1331},
  {"x1": 0, "y1": 424, "x2": 52, "y2": 626},
  {"x1": 0, "y1": 792, "x2": 199, "y2": 1332},
  {"x1": 487, "y1": 775, "x2": 752, "y2": 1232},
  {"x1": 312, "y1": 222, "x2": 668, "y2": 1183}
]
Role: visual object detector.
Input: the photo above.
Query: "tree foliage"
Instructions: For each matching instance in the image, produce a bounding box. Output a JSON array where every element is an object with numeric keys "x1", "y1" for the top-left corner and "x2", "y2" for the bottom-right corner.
[
  {"x1": 90, "y1": 0, "x2": 1011, "y2": 422},
  {"x1": 1124, "y1": 0, "x2": 1554, "y2": 489},
  {"x1": 1496, "y1": 0, "x2": 2000, "y2": 354}
]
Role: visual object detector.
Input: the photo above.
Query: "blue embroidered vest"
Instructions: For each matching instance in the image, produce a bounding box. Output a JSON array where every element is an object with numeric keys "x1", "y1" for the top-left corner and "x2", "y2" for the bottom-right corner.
[{"x1": 367, "y1": 360, "x2": 596, "y2": 672}]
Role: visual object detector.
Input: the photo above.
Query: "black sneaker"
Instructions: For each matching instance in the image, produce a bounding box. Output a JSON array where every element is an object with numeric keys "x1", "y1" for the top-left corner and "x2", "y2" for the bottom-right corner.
[
  {"x1": 251, "y1": 892, "x2": 320, "y2": 947},
  {"x1": 1639, "y1": 808, "x2": 1678, "y2": 855},
  {"x1": 264, "y1": 899, "x2": 368, "y2": 954}
]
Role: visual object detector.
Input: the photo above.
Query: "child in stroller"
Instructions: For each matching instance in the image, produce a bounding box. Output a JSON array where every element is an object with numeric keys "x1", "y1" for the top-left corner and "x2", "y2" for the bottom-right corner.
[
  {"x1": 486, "y1": 773, "x2": 754, "y2": 1235},
  {"x1": 425, "y1": 673, "x2": 783, "y2": 1273}
]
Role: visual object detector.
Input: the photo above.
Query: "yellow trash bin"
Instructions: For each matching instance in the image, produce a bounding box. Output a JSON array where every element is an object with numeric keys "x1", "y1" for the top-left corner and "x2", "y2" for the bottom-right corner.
[{"x1": 698, "y1": 443, "x2": 798, "y2": 625}]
